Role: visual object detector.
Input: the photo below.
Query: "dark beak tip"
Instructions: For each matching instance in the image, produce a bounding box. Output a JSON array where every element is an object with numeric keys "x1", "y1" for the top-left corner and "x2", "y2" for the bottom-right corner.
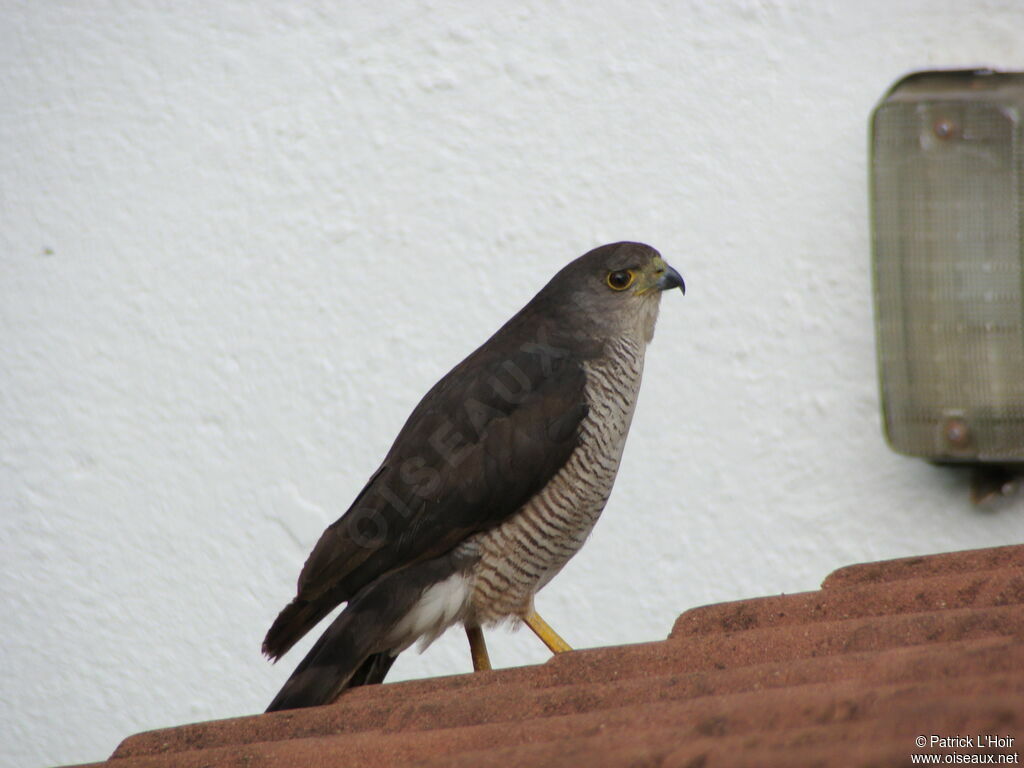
[{"x1": 659, "y1": 265, "x2": 685, "y2": 295}]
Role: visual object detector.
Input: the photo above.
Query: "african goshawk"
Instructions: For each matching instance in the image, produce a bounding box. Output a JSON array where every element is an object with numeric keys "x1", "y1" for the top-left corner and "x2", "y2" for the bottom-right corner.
[{"x1": 263, "y1": 241, "x2": 684, "y2": 711}]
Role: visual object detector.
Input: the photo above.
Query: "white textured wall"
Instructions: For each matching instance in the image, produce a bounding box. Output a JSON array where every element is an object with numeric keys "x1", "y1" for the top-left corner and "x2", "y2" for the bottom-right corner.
[{"x1": 3, "y1": 2, "x2": 1024, "y2": 765}]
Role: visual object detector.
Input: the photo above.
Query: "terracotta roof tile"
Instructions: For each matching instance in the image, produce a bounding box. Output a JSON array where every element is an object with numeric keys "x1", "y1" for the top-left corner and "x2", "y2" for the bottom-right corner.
[{"x1": 73, "y1": 543, "x2": 1023, "y2": 767}]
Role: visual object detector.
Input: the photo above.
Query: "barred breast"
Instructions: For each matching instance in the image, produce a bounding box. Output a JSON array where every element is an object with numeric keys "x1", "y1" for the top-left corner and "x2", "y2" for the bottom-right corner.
[{"x1": 464, "y1": 335, "x2": 647, "y2": 625}]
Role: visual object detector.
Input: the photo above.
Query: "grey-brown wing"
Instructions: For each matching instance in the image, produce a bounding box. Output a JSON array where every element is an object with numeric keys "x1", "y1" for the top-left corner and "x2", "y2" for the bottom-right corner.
[{"x1": 263, "y1": 330, "x2": 588, "y2": 659}]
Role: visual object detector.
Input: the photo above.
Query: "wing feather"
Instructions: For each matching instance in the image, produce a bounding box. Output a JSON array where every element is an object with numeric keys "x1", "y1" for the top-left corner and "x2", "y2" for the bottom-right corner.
[{"x1": 263, "y1": 316, "x2": 590, "y2": 659}]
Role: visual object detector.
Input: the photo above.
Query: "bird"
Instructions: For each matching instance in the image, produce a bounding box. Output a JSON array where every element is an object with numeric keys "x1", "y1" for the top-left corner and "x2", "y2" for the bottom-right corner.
[{"x1": 263, "y1": 241, "x2": 684, "y2": 711}]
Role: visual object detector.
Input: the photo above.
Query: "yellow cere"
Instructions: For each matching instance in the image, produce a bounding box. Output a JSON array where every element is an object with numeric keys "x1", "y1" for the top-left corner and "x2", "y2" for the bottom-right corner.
[{"x1": 634, "y1": 257, "x2": 668, "y2": 296}]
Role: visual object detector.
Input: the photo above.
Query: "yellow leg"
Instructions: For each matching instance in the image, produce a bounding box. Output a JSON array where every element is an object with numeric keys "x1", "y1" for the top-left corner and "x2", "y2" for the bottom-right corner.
[
  {"x1": 524, "y1": 610, "x2": 573, "y2": 654},
  {"x1": 466, "y1": 625, "x2": 492, "y2": 671}
]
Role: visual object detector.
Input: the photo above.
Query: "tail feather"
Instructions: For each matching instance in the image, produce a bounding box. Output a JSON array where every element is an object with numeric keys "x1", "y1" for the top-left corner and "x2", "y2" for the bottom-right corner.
[
  {"x1": 262, "y1": 596, "x2": 339, "y2": 662},
  {"x1": 265, "y1": 551, "x2": 472, "y2": 712},
  {"x1": 348, "y1": 651, "x2": 398, "y2": 688},
  {"x1": 265, "y1": 605, "x2": 393, "y2": 712}
]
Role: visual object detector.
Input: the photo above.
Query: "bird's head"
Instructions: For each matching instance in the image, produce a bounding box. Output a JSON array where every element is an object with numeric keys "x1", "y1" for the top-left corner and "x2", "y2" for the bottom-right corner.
[
  {"x1": 537, "y1": 242, "x2": 684, "y2": 343},
  {"x1": 589, "y1": 241, "x2": 685, "y2": 298}
]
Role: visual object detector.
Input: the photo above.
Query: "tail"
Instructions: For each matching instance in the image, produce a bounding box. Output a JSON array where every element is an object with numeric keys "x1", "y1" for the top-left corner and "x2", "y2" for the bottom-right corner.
[
  {"x1": 262, "y1": 595, "x2": 339, "y2": 662},
  {"x1": 266, "y1": 628, "x2": 398, "y2": 711},
  {"x1": 265, "y1": 552, "x2": 471, "y2": 712}
]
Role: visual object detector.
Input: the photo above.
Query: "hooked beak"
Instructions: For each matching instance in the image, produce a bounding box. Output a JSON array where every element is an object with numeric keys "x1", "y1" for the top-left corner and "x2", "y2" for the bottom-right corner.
[{"x1": 656, "y1": 263, "x2": 685, "y2": 294}]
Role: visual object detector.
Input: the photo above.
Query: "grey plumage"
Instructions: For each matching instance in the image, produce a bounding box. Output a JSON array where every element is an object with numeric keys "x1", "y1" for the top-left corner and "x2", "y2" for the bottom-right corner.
[{"x1": 264, "y1": 242, "x2": 684, "y2": 711}]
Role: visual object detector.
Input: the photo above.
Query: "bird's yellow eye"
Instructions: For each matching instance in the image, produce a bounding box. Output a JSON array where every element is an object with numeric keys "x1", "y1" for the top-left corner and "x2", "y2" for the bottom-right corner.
[{"x1": 606, "y1": 269, "x2": 636, "y2": 291}]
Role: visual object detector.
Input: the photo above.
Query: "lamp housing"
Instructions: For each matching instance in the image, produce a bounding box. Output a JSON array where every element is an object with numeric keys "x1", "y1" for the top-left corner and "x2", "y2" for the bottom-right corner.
[{"x1": 870, "y1": 69, "x2": 1024, "y2": 462}]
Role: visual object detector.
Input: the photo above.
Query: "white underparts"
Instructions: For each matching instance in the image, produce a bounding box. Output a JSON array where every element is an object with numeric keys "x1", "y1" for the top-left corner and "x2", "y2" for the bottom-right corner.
[{"x1": 385, "y1": 572, "x2": 472, "y2": 654}]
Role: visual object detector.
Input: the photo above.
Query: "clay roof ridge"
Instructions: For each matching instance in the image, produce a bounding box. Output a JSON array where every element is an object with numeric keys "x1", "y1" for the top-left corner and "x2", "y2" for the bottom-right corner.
[
  {"x1": 671, "y1": 562, "x2": 1024, "y2": 637},
  {"x1": 112, "y1": 636, "x2": 1024, "y2": 760},
  {"x1": 411, "y1": 692, "x2": 1023, "y2": 768},
  {"x1": 89, "y1": 544, "x2": 1023, "y2": 768},
  {"x1": 555, "y1": 602, "x2": 1022, "y2": 683},
  {"x1": 106, "y1": 675, "x2": 1024, "y2": 768},
  {"x1": 822, "y1": 543, "x2": 1023, "y2": 589}
]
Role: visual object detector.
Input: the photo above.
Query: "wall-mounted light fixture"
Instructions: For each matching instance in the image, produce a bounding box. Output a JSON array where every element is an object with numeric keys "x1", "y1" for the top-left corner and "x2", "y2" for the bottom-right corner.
[{"x1": 870, "y1": 69, "x2": 1024, "y2": 502}]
